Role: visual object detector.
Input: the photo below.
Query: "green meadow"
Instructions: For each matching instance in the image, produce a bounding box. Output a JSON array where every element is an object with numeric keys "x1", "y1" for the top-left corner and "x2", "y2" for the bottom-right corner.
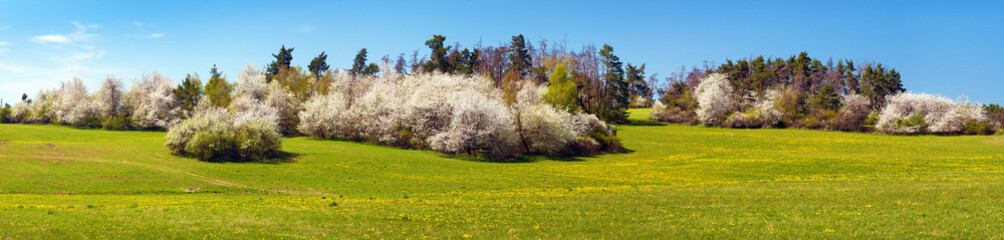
[{"x1": 1, "y1": 109, "x2": 1002, "y2": 239}]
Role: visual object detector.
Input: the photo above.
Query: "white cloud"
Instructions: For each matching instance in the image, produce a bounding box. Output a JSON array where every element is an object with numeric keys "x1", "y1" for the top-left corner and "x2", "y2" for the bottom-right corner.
[
  {"x1": 125, "y1": 21, "x2": 164, "y2": 39},
  {"x1": 0, "y1": 22, "x2": 135, "y2": 104},
  {"x1": 0, "y1": 41, "x2": 8, "y2": 46},
  {"x1": 34, "y1": 35, "x2": 73, "y2": 44},
  {"x1": 0, "y1": 63, "x2": 23, "y2": 73},
  {"x1": 69, "y1": 22, "x2": 99, "y2": 42},
  {"x1": 33, "y1": 21, "x2": 101, "y2": 45},
  {"x1": 297, "y1": 25, "x2": 316, "y2": 33}
]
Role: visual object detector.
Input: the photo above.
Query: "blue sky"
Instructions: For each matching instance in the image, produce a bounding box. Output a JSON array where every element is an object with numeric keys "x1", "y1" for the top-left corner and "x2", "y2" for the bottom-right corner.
[{"x1": 1, "y1": 0, "x2": 1002, "y2": 105}]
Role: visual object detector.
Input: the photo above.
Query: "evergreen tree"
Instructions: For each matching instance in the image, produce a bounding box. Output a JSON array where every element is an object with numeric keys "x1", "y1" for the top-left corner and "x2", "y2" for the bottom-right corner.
[
  {"x1": 422, "y1": 35, "x2": 452, "y2": 73},
  {"x1": 266, "y1": 45, "x2": 294, "y2": 82},
  {"x1": 351, "y1": 48, "x2": 369, "y2": 77},
  {"x1": 204, "y1": 65, "x2": 235, "y2": 108},
  {"x1": 174, "y1": 73, "x2": 204, "y2": 118},
  {"x1": 361, "y1": 63, "x2": 379, "y2": 76},
  {"x1": 840, "y1": 60, "x2": 859, "y2": 94},
  {"x1": 860, "y1": 63, "x2": 904, "y2": 108},
  {"x1": 599, "y1": 44, "x2": 628, "y2": 122},
  {"x1": 625, "y1": 63, "x2": 649, "y2": 99},
  {"x1": 21, "y1": 93, "x2": 27, "y2": 102},
  {"x1": 308, "y1": 51, "x2": 329, "y2": 80},
  {"x1": 508, "y1": 34, "x2": 532, "y2": 78}
]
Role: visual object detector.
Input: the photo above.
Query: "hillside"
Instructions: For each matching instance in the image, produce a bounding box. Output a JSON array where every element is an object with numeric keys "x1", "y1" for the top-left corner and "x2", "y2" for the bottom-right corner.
[{"x1": 1, "y1": 109, "x2": 1003, "y2": 238}]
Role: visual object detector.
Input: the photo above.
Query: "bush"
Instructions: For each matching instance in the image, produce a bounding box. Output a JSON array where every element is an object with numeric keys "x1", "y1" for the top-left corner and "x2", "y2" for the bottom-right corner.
[
  {"x1": 515, "y1": 83, "x2": 575, "y2": 155},
  {"x1": 428, "y1": 90, "x2": 520, "y2": 158},
  {"x1": 234, "y1": 118, "x2": 282, "y2": 161},
  {"x1": 963, "y1": 122, "x2": 992, "y2": 135},
  {"x1": 830, "y1": 94, "x2": 870, "y2": 131},
  {"x1": 694, "y1": 73, "x2": 732, "y2": 125},
  {"x1": 54, "y1": 78, "x2": 99, "y2": 126},
  {"x1": 103, "y1": 115, "x2": 133, "y2": 130},
  {"x1": 877, "y1": 93, "x2": 989, "y2": 134},
  {"x1": 774, "y1": 87, "x2": 806, "y2": 127},
  {"x1": 125, "y1": 72, "x2": 178, "y2": 130},
  {"x1": 0, "y1": 107, "x2": 10, "y2": 123},
  {"x1": 165, "y1": 108, "x2": 281, "y2": 162},
  {"x1": 298, "y1": 93, "x2": 350, "y2": 139}
]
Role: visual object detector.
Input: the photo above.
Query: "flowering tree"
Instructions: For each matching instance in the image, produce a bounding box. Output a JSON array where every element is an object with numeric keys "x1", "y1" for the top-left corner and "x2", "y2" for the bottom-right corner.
[
  {"x1": 695, "y1": 73, "x2": 732, "y2": 125},
  {"x1": 125, "y1": 72, "x2": 178, "y2": 129}
]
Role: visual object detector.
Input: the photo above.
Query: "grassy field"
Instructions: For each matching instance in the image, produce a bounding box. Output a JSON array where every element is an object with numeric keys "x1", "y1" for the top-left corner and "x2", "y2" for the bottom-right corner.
[{"x1": 2, "y1": 109, "x2": 1003, "y2": 239}]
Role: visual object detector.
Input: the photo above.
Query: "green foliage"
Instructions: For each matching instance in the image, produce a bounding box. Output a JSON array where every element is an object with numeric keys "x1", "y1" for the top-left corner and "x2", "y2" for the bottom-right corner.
[
  {"x1": 274, "y1": 66, "x2": 315, "y2": 103},
  {"x1": 599, "y1": 44, "x2": 629, "y2": 123},
  {"x1": 894, "y1": 114, "x2": 927, "y2": 134},
  {"x1": 422, "y1": 35, "x2": 451, "y2": 73},
  {"x1": 102, "y1": 115, "x2": 133, "y2": 130},
  {"x1": 204, "y1": 65, "x2": 235, "y2": 108},
  {"x1": 963, "y1": 122, "x2": 992, "y2": 135},
  {"x1": 775, "y1": 88, "x2": 806, "y2": 126},
  {"x1": 543, "y1": 64, "x2": 578, "y2": 113},
  {"x1": 508, "y1": 34, "x2": 532, "y2": 78},
  {"x1": 165, "y1": 113, "x2": 281, "y2": 162},
  {"x1": 586, "y1": 127, "x2": 621, "y2": 153},
  {"x1": 625, "y1": 63, "x2": 649, "y2": 100},
  {"x1": 0, "y1": 106, "x2": 10, "y2": 123},
  {"x1": 308, "y1": 52, "x2": 329, "y2": 80},
  {"x1": 266, "y1": 45, "x2": 294, "y2": 82},
  {"x1": 234, "y1": 119, "x2": 282, "y2": 161},
  {"x1": 350, "y1": 48, "x2": 371, "y2": 77},
  {"x1": 174, "y1": 73, "x2": 204, "y2": 117},
  {"x1": 810, "y1": 84, "x2": 841, "y2": 111},
  {"x1": 451, "y1": 48, "x2": 480, "y2": 75},
  {"x1": 860, "y1": 63, "x2": 904, "y2": 108}
]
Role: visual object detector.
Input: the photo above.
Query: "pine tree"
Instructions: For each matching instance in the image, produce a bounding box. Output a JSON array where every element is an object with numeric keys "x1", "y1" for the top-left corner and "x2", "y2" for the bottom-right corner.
[
  {"x1": 174, "y1": 73, "x2": 203, "y2": 118},
  {"x1": 625, "y1": 63, "x2": 649, "y2": 100},
  {"x1": 351, "y1": 48, "x2": 369, "y2": 77},
  {"x1": 422, "y1": 35, "x2": 452, "y2": 73},
  {"x1": 599, "y1": 44, "x2": 628, "y2": 123},
  {"x1": 308, "y1": 52, "x2": 329, "y2": 80},
  {"x1": 508, "y1": 34, "x2": 532, "y2": 78},
  {"x1": 266, "y1": 45, "x2": 294, "y2": 82}
]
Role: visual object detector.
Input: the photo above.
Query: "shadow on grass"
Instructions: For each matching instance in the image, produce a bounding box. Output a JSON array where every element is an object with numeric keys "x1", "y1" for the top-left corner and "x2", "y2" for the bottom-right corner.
[
  {"x1": 621, "y1": 119, "x2": 667, "y2": 126},
  {"x1": 200, "y1": 151, "x2": 302, "y2": 164},
  {"x1": 445, "y1": 147, "x2": 635, "y2": 163}
]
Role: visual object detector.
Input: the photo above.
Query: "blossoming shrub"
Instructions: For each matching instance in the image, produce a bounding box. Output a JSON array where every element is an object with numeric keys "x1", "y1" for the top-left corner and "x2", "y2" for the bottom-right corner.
[
  {"x1": 829, "y1": 94, "x2": 870, "y2": 132},
  {"x1": 165, "y1": 108, "x2": 281, "y2": 162},
  {"x1": 297, "y1": 71, "x2": 619, "y2": 158},
  {"x1": 694, "y1": 73, "x2": 732, "y2": 125},
  {"x1": 124, "y1": 72, "x2": 178, "y2": 130},
  {"x1": 877, "y1": 93, "x2": 989, "y2": 134},
  {"x1": 54, "y1": 78, "x2": 100, "y2": 127}
]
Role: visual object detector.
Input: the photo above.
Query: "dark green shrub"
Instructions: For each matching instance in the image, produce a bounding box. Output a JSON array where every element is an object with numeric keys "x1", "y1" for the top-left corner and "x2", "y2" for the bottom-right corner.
[
  {"x1": 587, "y1": 127, "x2": 622, "y2": 153},
  {"x1": 103, "y1": 115, "x2": 133, "y2": 130},
  {"x1": 0, "y1": 107, "x2": 11, "y2": 123},
  {"x1": 963, "y1": 122, "x2": 992, "y2": 135}
]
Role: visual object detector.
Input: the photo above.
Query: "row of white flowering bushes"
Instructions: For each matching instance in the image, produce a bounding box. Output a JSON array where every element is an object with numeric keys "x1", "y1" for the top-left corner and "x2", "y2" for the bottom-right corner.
[
  {"x1": 296, "y1": 67, "x2": 619, "y2": 159},
  {"x1": 651, "y1": 73, "x2": 992, "y2": 135},
  {"x1": 6, "y1": 63, "x2": 620, "y2": 160}
]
